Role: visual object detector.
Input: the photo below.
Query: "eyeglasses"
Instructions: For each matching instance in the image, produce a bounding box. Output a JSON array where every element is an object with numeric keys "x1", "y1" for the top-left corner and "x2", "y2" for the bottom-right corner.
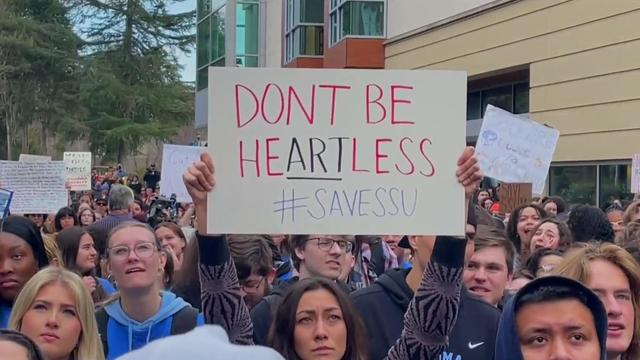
[
  {"x1": 96, "y1": 203, "x2": 107, "y2": 207},
  {"x1": 240, "y1": 277, "x2": 266, "y2": 294},
  {"x1": 108, "y1": 242, "x2": 157, "y2": 260},
  {"x1": 309, "y1": 237, "x2": 354, "y2": 253}
]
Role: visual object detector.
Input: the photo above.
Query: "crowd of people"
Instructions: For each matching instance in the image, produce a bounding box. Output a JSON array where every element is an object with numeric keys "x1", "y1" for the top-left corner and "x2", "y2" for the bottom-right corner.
[{"x1": 1, "y1": 147, "x2": 640, "y2": 359}]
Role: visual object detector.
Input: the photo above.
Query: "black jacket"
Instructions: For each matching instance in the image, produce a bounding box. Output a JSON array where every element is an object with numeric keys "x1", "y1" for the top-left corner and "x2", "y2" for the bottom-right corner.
[
  {"x1": 250, "y1": 277, "x2": 297, "y2": 345},
  {"x1": 351, "y1": 267, "x2": 500, "y2": 360}
]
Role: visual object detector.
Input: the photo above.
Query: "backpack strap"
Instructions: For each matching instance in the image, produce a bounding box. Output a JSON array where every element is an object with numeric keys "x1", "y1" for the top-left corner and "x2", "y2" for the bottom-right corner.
[
  {"x1": 95, "y1": 307, "x2": 109, "y2": 356},
  {"x1": 170, "y1": 306, "x2": 199, "y2": 335}
]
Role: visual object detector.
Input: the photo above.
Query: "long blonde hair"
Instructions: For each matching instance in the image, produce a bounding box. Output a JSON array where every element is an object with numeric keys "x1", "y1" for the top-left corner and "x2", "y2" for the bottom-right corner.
[
  {"x1": 554, "y1": 242, "x2": 640, "y2": 360},
  {"x1": 8, "y1": 267, "x2": 105, "y2": 360}
]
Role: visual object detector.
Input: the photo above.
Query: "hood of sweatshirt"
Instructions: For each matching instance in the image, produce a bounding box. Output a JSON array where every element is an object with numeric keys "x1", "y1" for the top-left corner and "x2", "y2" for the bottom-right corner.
[
  {"x1": 105, "y1": 291, "x2": 191, "y2": 351},
  {"x1": 374, "y1": 268, "x2": 413, "y2": 310},
  {"x1": 495, "y1": 276, "x2": 607, "y2": 360}
]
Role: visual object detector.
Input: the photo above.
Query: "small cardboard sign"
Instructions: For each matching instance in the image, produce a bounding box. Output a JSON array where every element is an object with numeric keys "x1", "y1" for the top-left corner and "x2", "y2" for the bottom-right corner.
[{"x1": 497, "y1": 183, "x2": 533, "y2": 214}]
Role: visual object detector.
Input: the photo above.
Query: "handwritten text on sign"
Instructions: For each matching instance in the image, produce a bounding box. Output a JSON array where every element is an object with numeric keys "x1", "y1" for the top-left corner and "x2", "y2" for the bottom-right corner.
[
  {"x1": 208, "y1": 68, "x2": 466, "y2": 235},
  {"x1": 160, "y1": 144, "x2": 206, "y2": 202},
  {"x1": 632, "y1": 154, "x2": 640, "y2": 194},
  {"x1": 64, "y1": 152, "x2": 92, "y2": 191},
  {"x1": 476, "y1": 105, "x2": 559, "y2": 195},
  {"x1": 0, "y1": 161, "x2": 67, "y2": 213}
]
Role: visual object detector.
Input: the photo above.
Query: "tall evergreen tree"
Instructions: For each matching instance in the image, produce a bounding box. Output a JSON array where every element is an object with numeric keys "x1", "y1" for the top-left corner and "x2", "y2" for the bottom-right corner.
[{"x1": 69, "y1": 0, "x2": 196, "y2": 162}]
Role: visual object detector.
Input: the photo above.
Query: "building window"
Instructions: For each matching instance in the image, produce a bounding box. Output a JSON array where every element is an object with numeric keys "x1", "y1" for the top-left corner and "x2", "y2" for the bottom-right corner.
[
  {"x1": 330, "y1": 0, "x2": 385, "y2": 47},
  {"x1": 549, "y1": 163, "x2": 633, "y2": 208},
  {"x1": 467, "y1": 81, "x2": 529, "y2": 120},
  {"x1": 197, "y1": 4, "x2": 226, "y2": 91},
  {"x1": 284, "y1": 0, "x2": 324, "y2": 64},
  {"x1": 237, "y1": 1, "x2": 259, "y2": 67}
]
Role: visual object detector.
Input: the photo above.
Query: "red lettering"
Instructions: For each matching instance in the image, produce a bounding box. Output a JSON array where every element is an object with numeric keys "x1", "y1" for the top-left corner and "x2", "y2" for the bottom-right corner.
[
  {"x1": 375, "y1": 138, "x2": 392, "y2": 174},
  {"x1": 351, "y1": 138, "x2": 369, "y2": 173},
  {"x1": 260, "y1": 83, "x2": 285, "y2": 124},
  {"x1": 265, "y1": 137, "x2": 283, "y2": 176},
  {"x1": 319, "y1": 85, "x2": 351, "y2": 126},
  {"x1": 419, "y1": 138, "x2": 436, "y2": 177},
  {"x1": 395, "y1": 137, "x2": 416, "y2": 175},
  {"x1": 239, "y1": 140, "x2": 260, "y2": 178},
  {"x1": 287, "y1": 85, "x2": 316, "y2": 125},
  {"x1": 366, "y1": 84, "x2": 386, "y2": 124},
  {"x1": 235, "y1": 84, "x2": 259, "y2": 128},
  {"x1": 390, "y1": 85, "x2": 414, "y2": 125}
]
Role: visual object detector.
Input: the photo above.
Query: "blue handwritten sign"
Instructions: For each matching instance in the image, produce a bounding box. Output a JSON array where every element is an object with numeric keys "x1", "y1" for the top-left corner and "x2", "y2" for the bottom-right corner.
[{"x1": 475, "y1": 105, "x2": 559, "y2": 194}]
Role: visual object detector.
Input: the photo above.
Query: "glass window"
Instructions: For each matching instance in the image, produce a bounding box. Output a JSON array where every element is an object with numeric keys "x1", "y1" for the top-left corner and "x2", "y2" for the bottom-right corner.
[
  {"x1": 467, "y1": 91, "x2": 481, "y2": 120},
  {"x1": 341, "y1": 1, "x2": 384, "y2": 37},
  {"x1": 514, "y1": 82, "x2": 529, "y2": 114},
  {"x1": 236, "y1": 55, "x2": 258, "y2": 67},
  {"x1": 197, "y1": 67, "x2": 208, "y2": 91},
  {"x1": 300, "y1": 0, "x2": 324, "y2": 23},
  {"x1": 549, "y1": 165, "x2": 597, "y2": 206},
  {"x1": 198, "y1": 0, "x2": 212, "y2": 20},
  {"x1": 297, "y1": 26, "x2": 323, "y2": 56},
  {"x1": 197, "y1": 17, "x2": 210, "y2": 68},
  {"x1": 599, "y1": 164, "x2": 633, "y2": 207},
  {"x1": 212, "y1": 0, "x2": 226, "y2": 11},
  {"x1": 211, "y1": 7, "x2": 226, "y2": 62},
  {"x1": 236, "y1": 3, "x2": 259, "y2": 56},
  {"x1": 481, "y1": 85, "x2": 513, "y2": 114}
]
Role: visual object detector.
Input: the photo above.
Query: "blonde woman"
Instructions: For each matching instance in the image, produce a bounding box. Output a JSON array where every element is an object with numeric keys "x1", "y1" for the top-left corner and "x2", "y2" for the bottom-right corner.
[
  {"x1": 554, "y1": 243, "x2": 640, "y2": 360},
  {"x1": 8, "y1": 267, "x2": 104, "y2": 360}
]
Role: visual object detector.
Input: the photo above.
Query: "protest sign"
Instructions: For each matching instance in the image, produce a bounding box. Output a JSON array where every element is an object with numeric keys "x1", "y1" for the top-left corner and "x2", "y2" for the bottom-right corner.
[
  {"x1": 64, "y1": 152, "x2": 92, "y2": 191},
  {"x1": 0, "y1": 161, "x2": 67, "y2": 213},
  {"x1": 497, "y1": 183, "x2": 533, "y2": 214},
  {"x1": 19, "y1": 154, "x2": 51, "y2": 162},
  {"x1": 475, "y1": 105, "x2": 559, "y2": 195},
  {"x1": 0, "y1": 188, "x2": 13, "y2": 219},
  {"x1": 208, "y1": 67, "x2": 467, "y2": 235},
  {"x1": 160, "y1": 144, "x2": 207, "y2": 202},
  {"x1": 632, "y1": 154, "x2": 640, "y2": 194}
]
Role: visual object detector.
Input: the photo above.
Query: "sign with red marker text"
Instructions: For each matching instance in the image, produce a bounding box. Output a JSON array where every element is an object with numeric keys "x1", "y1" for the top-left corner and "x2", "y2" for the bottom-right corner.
[
  {"x1": 64, "y1": 152, "x2": 92, "y2": 191},
  {"x1": 208, "y1": 68, "x2": 466, "y2": 235}
]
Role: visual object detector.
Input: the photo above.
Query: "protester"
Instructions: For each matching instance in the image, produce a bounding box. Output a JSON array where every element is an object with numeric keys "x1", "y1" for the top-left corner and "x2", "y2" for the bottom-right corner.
[
  {"x1": 184, "y1": 152, "x2": 471, "y2": 359},
  {"x1": 95, "y1": 222, "x2": 203, "y2": 359},
  {"x1": 143, "y1": 164, "x2": 161, "y2": 190},
  {"x1": 350, "y1": 147, "x2": 498, "y2": 360},
  {"x1": 525, "y1": 248, "x2": 564, "y2": 278},
  {"x1": 0, "y1": 328, "x2": 45, "y2": 360},
  {"x1": 505, "y1": 269, "x2": 534, "y2": 294},
  {"x1": 57, "y1": 226, "x2": 115, "y2": 303},
  {"x1": 41, "y1": 233, "x2": 63, "y2": 267},
  {"x1": 618, "y1": 221, "x2": 640, "y2": 247},
  {"x1": 542, "y1": 196, "x2": 566, "y2": 217},
  {"x1": 623, "y1": 201, "x2": 640, "y2": 224},
  {"x1": 94, "y1": 195, "x2": 108, "y2": 217},
  {"x1": 8, "y1": 267, "x2": 104, "y2": 360},
  {"x1": 568, "y1": 205, "x2": 616, "y2": 243},
  {"x1": 128, "y1": 175, "x2": 143, "y2": 195},
  {"x1": 78, "y1": 193, "x2": 93, "y2": 206},
  {"x1": 607, "y1": 205, "x2": 626, "y2": 239},
  {"x1": 78, "y1": 207, "x2": 97, "y2": 227},
  {"x1": 129, "y1": 200, "x2": 143, "y2": 218},
  {"x1": 23, "y1": 214, "x2": 46, "y2": 231},
  {"x1": 463, "y1": 226, "x2": 515, "y2": 307},
  {"x1": 91, "y1": 184, "x2": 139, "y2": 234},
  {"x1": 54, "y1": 207, "x2": 78, "y2": 232},
  {"x1": 476, "y1": 189, "x2": 491, "y2": 207},
  {"x1": 154, "y1": 222, "x2": 187, "y2": 272},
  {"x1": 506, "y1": 204, "x2": 546, "y2": 254},
  {"x1": 228, "y1": 235, "x2": 274, "y2": 310},
  {"x1": 525, "y1": 217, "x2": 573, "y2": 257},
  {"x1": 554, "y1": 243, "x2": 640, "y2": 360},
  {"x1": 0, "y1": 216, "x2": 49, "y2": 327},
  {"x1": 495, "y1": 276, "x2": 607, "y2": 360},
  {"x1": 171, "y1": 240, "x2": 201, "y2": 309}
]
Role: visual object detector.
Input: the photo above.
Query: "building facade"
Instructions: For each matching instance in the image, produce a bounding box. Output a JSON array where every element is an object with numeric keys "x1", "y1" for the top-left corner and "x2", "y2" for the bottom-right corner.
[
  {"x1": 385, "y1": 0, "x2": 640, "y2": 206},
  {"x1": 195, "y1": 0, "x2": 283, "y2": 127}
]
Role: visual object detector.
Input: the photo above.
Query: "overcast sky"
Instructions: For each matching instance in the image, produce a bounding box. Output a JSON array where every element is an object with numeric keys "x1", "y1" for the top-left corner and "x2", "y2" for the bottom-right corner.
[{"x1": 169, "y1": 0, "x2": 197, "y2": 83}]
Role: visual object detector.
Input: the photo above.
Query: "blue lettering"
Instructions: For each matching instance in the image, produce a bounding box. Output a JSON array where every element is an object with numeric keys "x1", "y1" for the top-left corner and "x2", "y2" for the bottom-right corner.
[
  {"x1": 373, "y1": 187, "x2": 386, "y2": 217},
  {"x1": 358, "y1": 189, "x2": 371, "y2": 216},
  {"x1": 388, "y1": 187, "x2": 400, "y2": 216},
  {"x1": 342, "y1": 190, "x2": 358, "y2": 216},
  {"x1": 401, "y1": 188, "x2": 418, "y2": 216},
  {"x1": 329, "y1": 190, "x2": 344, "y2": 216},
  {"x1": 307, "y1": 188, "x2": 327, "y2": 220}
]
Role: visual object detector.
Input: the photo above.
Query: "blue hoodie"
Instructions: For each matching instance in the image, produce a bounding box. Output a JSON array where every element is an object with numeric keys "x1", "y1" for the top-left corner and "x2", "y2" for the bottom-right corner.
[
  {"x1": 103, "y1": 291, "x2": 204, "y2": 360},
  {"x1": 495, "y1": 276, "x2": 607, "y2": 360},
  {"x1": 0, "y1": 301, "x2": 11, "y2": 329}
]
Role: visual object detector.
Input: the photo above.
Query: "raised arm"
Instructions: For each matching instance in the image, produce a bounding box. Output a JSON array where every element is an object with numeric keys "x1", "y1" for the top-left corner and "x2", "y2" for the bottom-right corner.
[
  {"x1": 183, "y1": 153, "x2": 253, "y2": 345},
  {"x1": 386, "y1": 147, "x2": 482, "y2": 360}
]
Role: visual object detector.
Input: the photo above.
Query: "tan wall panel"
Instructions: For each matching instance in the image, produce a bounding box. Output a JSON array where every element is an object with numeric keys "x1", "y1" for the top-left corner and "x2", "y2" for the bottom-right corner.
[
  {"x1": 530, "y1": 69, "x2": 640, "y2": 112},
  {"x1": 388, "y1": 9, "x2": 640, "y2": 71},
  {"x1": 530, "y1": 40, "x2": 640, "y2": 87},
  {"x1": 554, "y1": 129, "x2": 640, "y2": 162},
  {"x1": 532, "y1": 100, "x2": 640, "y2": 135}
]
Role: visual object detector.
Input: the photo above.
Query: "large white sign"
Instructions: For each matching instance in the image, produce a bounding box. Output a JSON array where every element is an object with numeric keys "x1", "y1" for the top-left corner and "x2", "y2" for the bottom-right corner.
[
  {"x1": 19, "y1": 154, "x2": 51, "y2": 162},
  {"x1": 476, "y1": 105, "x2": 560, "y2": 195},
  {"x1": 64, "y1": 152, "x2": 92, "y2": 191},
  {"x1": 160, "y1": 144, "x2": 207, "y2": 202},
  {"x1": 208, "y1": 67, "x2": 467, "y2": 235},
  {"x1": 632, "y1": 154, "x2": 640, "y2": 194},
  {"x1": 0, "y1": 161, "x2": 67, "y2": 213}
]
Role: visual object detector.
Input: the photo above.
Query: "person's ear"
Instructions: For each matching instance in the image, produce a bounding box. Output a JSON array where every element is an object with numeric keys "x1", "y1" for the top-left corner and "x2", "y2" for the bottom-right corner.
[
  {"x1": 294, "y1": 246, "x2": 306, "y2": 263},
  {"x1": 267, "y1": 269, "x2": 276, "y2": 285},
  {"x1": 409, "y1": 236, "x2": 419, "y2": 252}
]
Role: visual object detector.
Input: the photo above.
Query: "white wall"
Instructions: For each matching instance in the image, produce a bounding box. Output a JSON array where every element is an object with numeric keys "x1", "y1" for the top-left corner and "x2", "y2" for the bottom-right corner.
[
  {"x1": 264, "y1": 0, "x2": 283, "y2": 67},
  {"x1": 387, "y1": 0, "x2": 498, "y2": 38}
]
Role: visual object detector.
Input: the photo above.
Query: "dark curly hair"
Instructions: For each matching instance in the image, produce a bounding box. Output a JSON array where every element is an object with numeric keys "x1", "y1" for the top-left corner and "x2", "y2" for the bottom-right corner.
[
  {"x1": 505, "y1": 204, "x2": 547, "y2": 254},
  {"x1": 567, "y1": 205, "x2": 615, "y2": 243}
]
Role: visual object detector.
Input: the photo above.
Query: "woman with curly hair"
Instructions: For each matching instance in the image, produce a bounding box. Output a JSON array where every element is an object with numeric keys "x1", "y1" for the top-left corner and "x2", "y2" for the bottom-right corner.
[{"x1": 568, "y1": 205, "x2": 615, "y2": 243}]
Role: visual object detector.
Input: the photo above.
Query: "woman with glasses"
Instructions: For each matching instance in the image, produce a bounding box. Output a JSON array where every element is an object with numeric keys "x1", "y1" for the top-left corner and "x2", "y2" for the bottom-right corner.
[{"x1": 95, "y1": 222, "x2": 203, "y2": 359}]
